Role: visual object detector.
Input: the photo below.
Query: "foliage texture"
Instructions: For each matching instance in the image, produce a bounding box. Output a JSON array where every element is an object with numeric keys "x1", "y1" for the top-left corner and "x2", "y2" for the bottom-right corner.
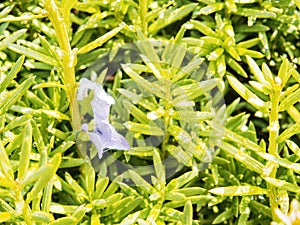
[{"x1": 0, "y1": 0, "x2": 300, "y2": 224}]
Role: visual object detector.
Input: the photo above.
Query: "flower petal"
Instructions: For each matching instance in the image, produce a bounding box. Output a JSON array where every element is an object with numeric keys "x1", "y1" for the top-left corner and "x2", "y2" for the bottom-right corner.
[
  {"x1": 95, "y1": 123, "x2": 130, "y2": 150},
  {"x1": 108, "y1": 126, "x2": 131, "y2": 150},
  {"x1": 77, "y1": 78, "x2": 96, "y2": 100},
  {"x1": 88, "y1": 131, "x2": 105, "y2": 159},
  {"x1": 91, "y1": 97, "x2": 111, "y2": 123},
  {"x1": 77, "y1": 78, "x2": 130, "y2": 159}
]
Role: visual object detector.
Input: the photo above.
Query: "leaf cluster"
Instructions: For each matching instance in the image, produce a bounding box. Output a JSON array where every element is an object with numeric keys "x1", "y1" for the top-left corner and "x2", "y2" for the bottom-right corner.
[{"x1": 0, "y1": 0, "x2": 300, "y2": 224}]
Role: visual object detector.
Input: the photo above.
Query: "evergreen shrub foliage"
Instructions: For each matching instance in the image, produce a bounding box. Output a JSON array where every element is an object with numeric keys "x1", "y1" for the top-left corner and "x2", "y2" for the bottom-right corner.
[{"x1": 0, "y1": 0, "x2": 300, "y2": 224}]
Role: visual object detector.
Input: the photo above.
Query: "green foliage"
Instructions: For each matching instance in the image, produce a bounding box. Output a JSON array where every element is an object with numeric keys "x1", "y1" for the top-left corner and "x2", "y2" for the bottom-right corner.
[{"x1": 1, "y1": 0, "x2": 300, "y2": 224}]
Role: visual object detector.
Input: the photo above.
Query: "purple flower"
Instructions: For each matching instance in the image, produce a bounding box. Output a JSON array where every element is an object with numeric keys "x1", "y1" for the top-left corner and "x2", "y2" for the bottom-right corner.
[{"x1": 78, "y1": 78, "x2": 130, "y2": 159}]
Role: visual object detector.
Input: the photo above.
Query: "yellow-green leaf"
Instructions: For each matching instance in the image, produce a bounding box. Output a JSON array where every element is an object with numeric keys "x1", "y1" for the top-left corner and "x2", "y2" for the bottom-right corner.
[
  {"x1": 227, "y1": 75, "x2": 268, "y2": 113},
  {"x1": 8, "y1": 44, "x2": 57, "y2": 66},
  {"x1": 182, "y1": 200, "x2": 193, "y2": 225},
  {"x1": 18, "y1": 121, "x2": 32, "y2": 181},
  {"x1": 77, "y1": 23, "x2": 125, "y2": 54},
  {"x1": 200, "y1": 3, "x2": 224, "y2": 15},
  {"x1": 0, "y1": 55, "x2": 25, "y2": 93},
  {"x1": 124, "y1": 121, "x2": 164, "y2": 136},
  {"x1": 0, "y1": 76, "x2": 35, "y2": 115},
  {"x1": 209, "y1": 186, "x2": 268, "y2": 196}
]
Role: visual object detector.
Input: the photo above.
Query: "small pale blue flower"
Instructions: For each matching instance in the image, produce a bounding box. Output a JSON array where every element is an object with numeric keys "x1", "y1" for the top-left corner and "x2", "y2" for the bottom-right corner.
[{"x1": 78, "y1": 78, "x2": 130, "y2": 159}]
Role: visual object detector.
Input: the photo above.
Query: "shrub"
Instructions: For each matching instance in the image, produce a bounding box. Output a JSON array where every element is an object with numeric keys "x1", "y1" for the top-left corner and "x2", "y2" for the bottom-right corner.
[{"x1": 0, "y1": 0, "x2": 300, "y2": 224}]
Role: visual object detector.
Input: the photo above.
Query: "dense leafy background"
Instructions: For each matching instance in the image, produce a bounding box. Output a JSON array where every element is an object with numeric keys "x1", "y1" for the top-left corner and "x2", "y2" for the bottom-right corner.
[{"x1": 0, "y1": 0, "x2": 300, "y2": 224}]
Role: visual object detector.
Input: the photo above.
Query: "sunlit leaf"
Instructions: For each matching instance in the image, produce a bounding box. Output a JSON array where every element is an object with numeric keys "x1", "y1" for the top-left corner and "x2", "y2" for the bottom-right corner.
[
  {"x1": 199, "y1": 3, "x2": 224, "y2": 15},
  {"x1": 124, "y1": 121, "x2": 164, "y2": 136},
  {"x1": 77, "y1": 23, "x2": 125, "y2": 54},
  {"x1": 8, "y1": 44, "x2": 57, "y2": 66},
  {"x1": 263, "y1": 178, "x2": 300, "y2": 194},
  {"x1": 182, "y1": 200, "x2": 193, "y2": 225},
  {"x1": 278, "y1": 122, "x2": 300, "y2": 143},
  {"x1": 189, "y1": 20, "x2": 217, "y2": 37},
  {"x1": 227, "y1": 75, "x2": 268, "y2": 113},
  {"x1": 209, "y1": 186, "x2": 268, "y2": 196},
  {"x1": 0, "y1": 140, "x2": 13, "y2": 181},
  {"x1": 234, "y1": 8, "x2": 276, "y2": 18},
  {"x1": 18, "y1": 121, "x2": 32, "y2": 181},
  {"x1": 149, "y1": 3, "x2": 197, "y2": 34},
  {"x1": 121, "y1": 64, "x2": 165, "y2": 98},
  {"x1": 153, "y1": 148, "x2": 165, "y2": 184},
  {"x1": 166, "y1": 145, "x2": 192, "y2": 167},
  {"x1": 0, "y1": 212, "x2": 13, "y2": 223},
  {"x1": 0, "y1": 29, "x2": 27, "y2": 51},
  {"x1": 0, "y1": 76, "x2": 35, "y2": 115},
  {"x1": 216, "y1": 141, "x2": 264, "y2": 174},
  {"x1": 26, "y1": 154, "x2": 62, "y2": 202},
  {"x1": 0, "y1": 55, "x2": 25, "y2": 93}
]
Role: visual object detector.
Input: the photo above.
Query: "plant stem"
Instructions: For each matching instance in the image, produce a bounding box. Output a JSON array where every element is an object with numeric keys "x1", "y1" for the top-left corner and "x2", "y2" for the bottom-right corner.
[
  {"x1": 267, "y1": 77, "x2": 281, "y2": 222},
  {"x1": 42, "y1": 0, "x2": 80, "y2": 130},
  {"x1": 268, "y1": 92, "x2": 279, "y2": 156}
]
